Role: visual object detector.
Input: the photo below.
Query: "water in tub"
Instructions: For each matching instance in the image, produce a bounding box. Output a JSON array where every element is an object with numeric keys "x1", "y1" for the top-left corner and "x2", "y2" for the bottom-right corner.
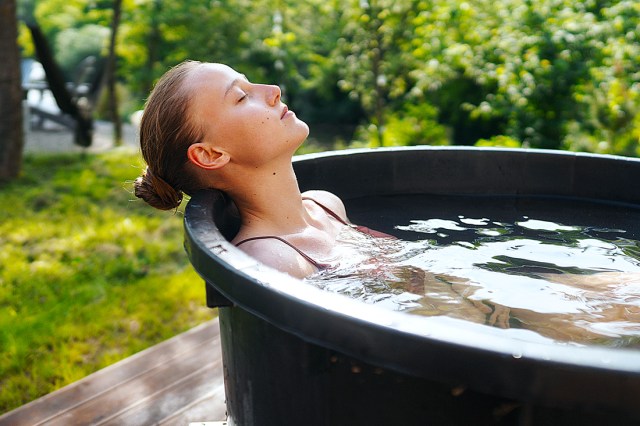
[{"x1": 304, "y1": 195, "x2": 640, "y2": 347}]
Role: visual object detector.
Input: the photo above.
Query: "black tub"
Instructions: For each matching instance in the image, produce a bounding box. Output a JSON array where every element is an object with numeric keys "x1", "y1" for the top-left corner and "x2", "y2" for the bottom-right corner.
[{"x1": 184, "y1": 147, "x2": 640, "y2": 425}]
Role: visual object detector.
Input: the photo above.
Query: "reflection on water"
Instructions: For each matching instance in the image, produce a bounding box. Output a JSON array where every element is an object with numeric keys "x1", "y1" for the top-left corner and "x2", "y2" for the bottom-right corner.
[{"x1": 304, "y1": 196, "x2": 640, "y2": 347}]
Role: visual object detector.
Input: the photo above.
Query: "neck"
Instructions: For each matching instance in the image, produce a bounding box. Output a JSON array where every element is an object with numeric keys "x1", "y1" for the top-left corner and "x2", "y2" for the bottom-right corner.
[{"x1": 223, "y1": 161, "x2": 310, "y2": 235}]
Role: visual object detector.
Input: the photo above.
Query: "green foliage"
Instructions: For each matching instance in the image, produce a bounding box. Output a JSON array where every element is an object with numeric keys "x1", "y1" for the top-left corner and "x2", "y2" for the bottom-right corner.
[
  {"x1": 407, "y1": 0, "x2": 640, "y2": 151},
  {"x1": 55, "y1": 24, "x2": 109, "y2": 79},
  {"x1": 17, "y1": 0, "x2": 640, "y2": 155},
  {"x1": 354, "y1": 103, "x2": 448, "y2": 147},
  {"x1": 0, "y1": 150, "x2": 212, "y2": 413},
  {"x1": 475, "y1": 135, "x2": 522, "y2": 148},
  {"x1": 335, "y1": 0, "x2": 421, "y2": 146},
  {"x1": 33, "y1": 0, "x2": 111, "y2": 46},
  {"x1": 565, "y1": 76, "x2": 640, "y2": 156}
]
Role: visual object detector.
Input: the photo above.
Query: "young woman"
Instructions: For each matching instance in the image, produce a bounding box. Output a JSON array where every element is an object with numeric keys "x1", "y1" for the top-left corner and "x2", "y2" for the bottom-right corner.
[
  {"x1": 134, "y1": 60, "x2": 388, "y2": 279},
  {"x1": 135, "y1": 61, "x2": 640, "y2": 344}
]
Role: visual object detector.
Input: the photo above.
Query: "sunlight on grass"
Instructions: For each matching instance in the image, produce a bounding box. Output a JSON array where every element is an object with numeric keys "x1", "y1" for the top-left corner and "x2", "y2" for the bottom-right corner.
[{"x1": 0, "y1": 149, "x2": 213, "y2": 413}]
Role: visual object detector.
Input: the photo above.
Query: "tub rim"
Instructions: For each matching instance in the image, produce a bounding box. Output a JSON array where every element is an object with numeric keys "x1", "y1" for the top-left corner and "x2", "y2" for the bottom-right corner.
[{"x1": 184, "y1": 146, "x2": 640, "y2": 409}]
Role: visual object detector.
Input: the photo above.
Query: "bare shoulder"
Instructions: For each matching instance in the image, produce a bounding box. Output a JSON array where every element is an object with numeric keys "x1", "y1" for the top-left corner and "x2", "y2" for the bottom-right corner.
[
  {"x1": 302, "y1": 190, "x2": 349, "y2": 222},
  {"x1": 235, "y1": 238, "x2": 316, "y2": 279}
]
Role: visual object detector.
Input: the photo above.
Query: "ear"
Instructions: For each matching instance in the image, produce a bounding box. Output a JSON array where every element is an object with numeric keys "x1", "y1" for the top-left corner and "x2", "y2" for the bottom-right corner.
[{"x1": 187, "y1": 143, "x2": 230, "y2": 170}]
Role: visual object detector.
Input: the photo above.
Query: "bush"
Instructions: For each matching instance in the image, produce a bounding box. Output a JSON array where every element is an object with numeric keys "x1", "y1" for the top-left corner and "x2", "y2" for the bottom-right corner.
[
  {"x1": 475, "y1": 135, "x2": 522, "y2": 148},
  {"x1": 354, "y1": 103, "x2": 449, "y2": 147}
]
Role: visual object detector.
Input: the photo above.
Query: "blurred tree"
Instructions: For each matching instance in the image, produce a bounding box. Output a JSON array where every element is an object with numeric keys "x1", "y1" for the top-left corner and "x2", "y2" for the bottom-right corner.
[
  {"x1": 336, "y1": 0, "x2": 421, "y2": 146},
  {"x1": 258, "y1": 0, "x2": 363, "y2": 128},
  {"x1": 17, "y1": 0, "x2": 639, "y2": 154},
  {"x1": 409, "y1": 0, "x2": 639, "y2": 152},
  {"x1": 18, "y1": 0, "x2": 111, "y2": 147},
  {"x1": 106, "y1": 0, "x2": 122, "y2": 145},
  {"x1": 54, "y1": 24, "x2": 108, "y2": 80},
  {"x1": 27, "y1": 22, "x2": 95, "y2": 146},
  {"x1": 118, "y1": 0, "x2": 252, "y2": 97},
  {"x1": 0, "y1": 0, "x2": 24, "y2": 181}
]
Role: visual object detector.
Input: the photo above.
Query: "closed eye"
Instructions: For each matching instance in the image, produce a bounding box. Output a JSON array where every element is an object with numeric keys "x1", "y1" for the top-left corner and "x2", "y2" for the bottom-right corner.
[{"x1": 237, "y1": 93, "x2": 247, "y2": 103}]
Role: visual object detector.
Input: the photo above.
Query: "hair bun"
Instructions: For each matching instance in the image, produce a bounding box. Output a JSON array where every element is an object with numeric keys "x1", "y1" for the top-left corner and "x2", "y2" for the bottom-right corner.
[{"x1": 134, "y1": 167, "x2": 183, "y2": 210}]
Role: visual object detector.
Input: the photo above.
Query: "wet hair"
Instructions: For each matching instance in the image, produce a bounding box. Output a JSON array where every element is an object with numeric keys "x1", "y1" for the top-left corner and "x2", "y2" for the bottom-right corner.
[{"x1": 134, "y1": 60, "x2": 205, "y2": 210}]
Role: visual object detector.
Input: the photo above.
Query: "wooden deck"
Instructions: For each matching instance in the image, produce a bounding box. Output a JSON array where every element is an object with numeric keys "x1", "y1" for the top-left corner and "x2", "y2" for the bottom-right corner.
[{"x1": 0, "y1": 318, "x2": 227, "y2": 426}]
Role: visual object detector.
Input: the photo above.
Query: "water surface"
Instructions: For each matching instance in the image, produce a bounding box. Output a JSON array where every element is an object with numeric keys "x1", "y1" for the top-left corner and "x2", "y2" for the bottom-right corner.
[{"x1": 305, "y1": 195, "x2": 640, "y2": 347}]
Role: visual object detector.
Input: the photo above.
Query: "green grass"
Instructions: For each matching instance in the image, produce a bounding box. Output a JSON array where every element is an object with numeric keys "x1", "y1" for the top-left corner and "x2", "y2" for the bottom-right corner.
[{"x1": 0, "y1": 148, "x2": 213, "y2": 414}]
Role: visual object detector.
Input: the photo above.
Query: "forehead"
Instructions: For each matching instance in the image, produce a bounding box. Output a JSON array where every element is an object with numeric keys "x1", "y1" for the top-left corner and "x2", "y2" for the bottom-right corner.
[
  {"x1": 185, "y1": 63, "x2": 242, "y2": 124},
  {"x1": 185, "y1": 63, "x2": 240, "y2": 97}
]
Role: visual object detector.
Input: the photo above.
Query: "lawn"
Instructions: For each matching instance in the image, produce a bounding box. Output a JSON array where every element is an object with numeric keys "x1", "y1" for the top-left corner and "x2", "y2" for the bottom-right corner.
[{"x1": 0, "y1": 148, "x2": 214, "y2": 413}]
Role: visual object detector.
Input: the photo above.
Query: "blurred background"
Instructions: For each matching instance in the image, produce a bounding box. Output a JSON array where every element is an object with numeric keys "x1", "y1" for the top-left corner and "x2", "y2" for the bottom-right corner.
[{"x1": 12, "y1": 0, "x2": 640, "y2": 153}]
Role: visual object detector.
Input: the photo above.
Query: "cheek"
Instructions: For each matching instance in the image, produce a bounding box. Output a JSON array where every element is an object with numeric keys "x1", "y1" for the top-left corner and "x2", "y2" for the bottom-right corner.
[
  {"x1": 235, "y1": 106, "x2": 269, "y2": 131},
  {"x1": 213, "y1": 113, "x2": 254, "y2": 143},
  {"x1": 244, "y1": 109, "x2": 283, "y2": 141}
]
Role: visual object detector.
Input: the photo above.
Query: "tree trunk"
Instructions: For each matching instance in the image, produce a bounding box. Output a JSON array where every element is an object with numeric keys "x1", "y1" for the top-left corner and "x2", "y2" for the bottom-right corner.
[
  {"x1": 0, "y1": 0, "x2": 24, "y2": 181},
  {"x1": 143, "y1": 0, "x2": 162, "y2": 95},
  {"x1": 27, "y1": 23, "x2": 93, "y2": 147},
  {"x1": 106, "y1": 0, "x2": 123, "y2": 146}
]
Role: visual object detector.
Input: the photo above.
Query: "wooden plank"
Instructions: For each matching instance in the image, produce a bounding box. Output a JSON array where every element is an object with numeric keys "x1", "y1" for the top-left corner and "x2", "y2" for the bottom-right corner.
[
  {"x1": 104, "y1": 363, "x2": 227, "y2": 425},
  {"x1": 43, "y1": 344, "x2": 218, "y2": 425},
  {"x1": 0, "y1": 318, "x2": 223, "y2": 426},
  {"x1": 158, "y1": 385, "x2": 227, "y2": 426}
]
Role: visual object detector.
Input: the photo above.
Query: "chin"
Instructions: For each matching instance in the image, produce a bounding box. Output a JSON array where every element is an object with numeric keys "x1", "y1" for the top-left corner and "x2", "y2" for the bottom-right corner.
[
  {"x1": 294, "y1": 119, "x2": 310, "y2": 139},
  {"x1": 297, "y1": 116, "x2": 310, "y2": 132}
]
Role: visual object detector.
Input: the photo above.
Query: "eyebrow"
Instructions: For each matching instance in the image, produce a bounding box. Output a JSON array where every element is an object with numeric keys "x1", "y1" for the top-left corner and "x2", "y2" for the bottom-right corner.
[{"x1": 224, "y1": 74, "x2": 248, "y2": 98}]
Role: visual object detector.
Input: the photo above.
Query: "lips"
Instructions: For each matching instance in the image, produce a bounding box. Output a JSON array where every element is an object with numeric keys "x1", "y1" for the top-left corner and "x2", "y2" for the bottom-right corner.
[{"x1": 280, "y1": 105, "x2": 289, "y2": 119}]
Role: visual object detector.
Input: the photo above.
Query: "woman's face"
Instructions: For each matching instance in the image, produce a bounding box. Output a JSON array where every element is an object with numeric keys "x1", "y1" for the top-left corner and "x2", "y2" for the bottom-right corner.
[{"x1": 186, "y1": 63, "x2": 309, "y2": 167}]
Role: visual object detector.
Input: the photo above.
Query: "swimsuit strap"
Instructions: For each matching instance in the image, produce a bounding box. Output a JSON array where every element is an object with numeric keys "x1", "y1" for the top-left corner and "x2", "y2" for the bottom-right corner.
[
  {"x1": 301, "y1": 197, "x2": 349, "y2": 225},
  {"x1": 234, "y1": 197, "x2": 395, "y2": 271},
  {"x1": 235, "y1": 235, "x2": 330, "y2": 269},
  {"x1": 233, "y1": 198, "x2": 342, "y2": 271},
  {"x1": 303, "y1": 197, "x2": 396, "y2": 239}
]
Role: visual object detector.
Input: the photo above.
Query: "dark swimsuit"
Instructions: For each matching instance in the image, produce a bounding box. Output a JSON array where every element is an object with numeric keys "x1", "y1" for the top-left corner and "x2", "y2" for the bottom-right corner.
[{"x1": 234, "y1": 197, "x2": 394, "y2": 269}]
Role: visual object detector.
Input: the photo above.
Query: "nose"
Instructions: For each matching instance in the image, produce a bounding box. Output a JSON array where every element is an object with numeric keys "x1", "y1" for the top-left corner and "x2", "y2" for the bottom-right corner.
[{"x1": 266, "y1": 84, "x2": 281, "y2": 106}]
